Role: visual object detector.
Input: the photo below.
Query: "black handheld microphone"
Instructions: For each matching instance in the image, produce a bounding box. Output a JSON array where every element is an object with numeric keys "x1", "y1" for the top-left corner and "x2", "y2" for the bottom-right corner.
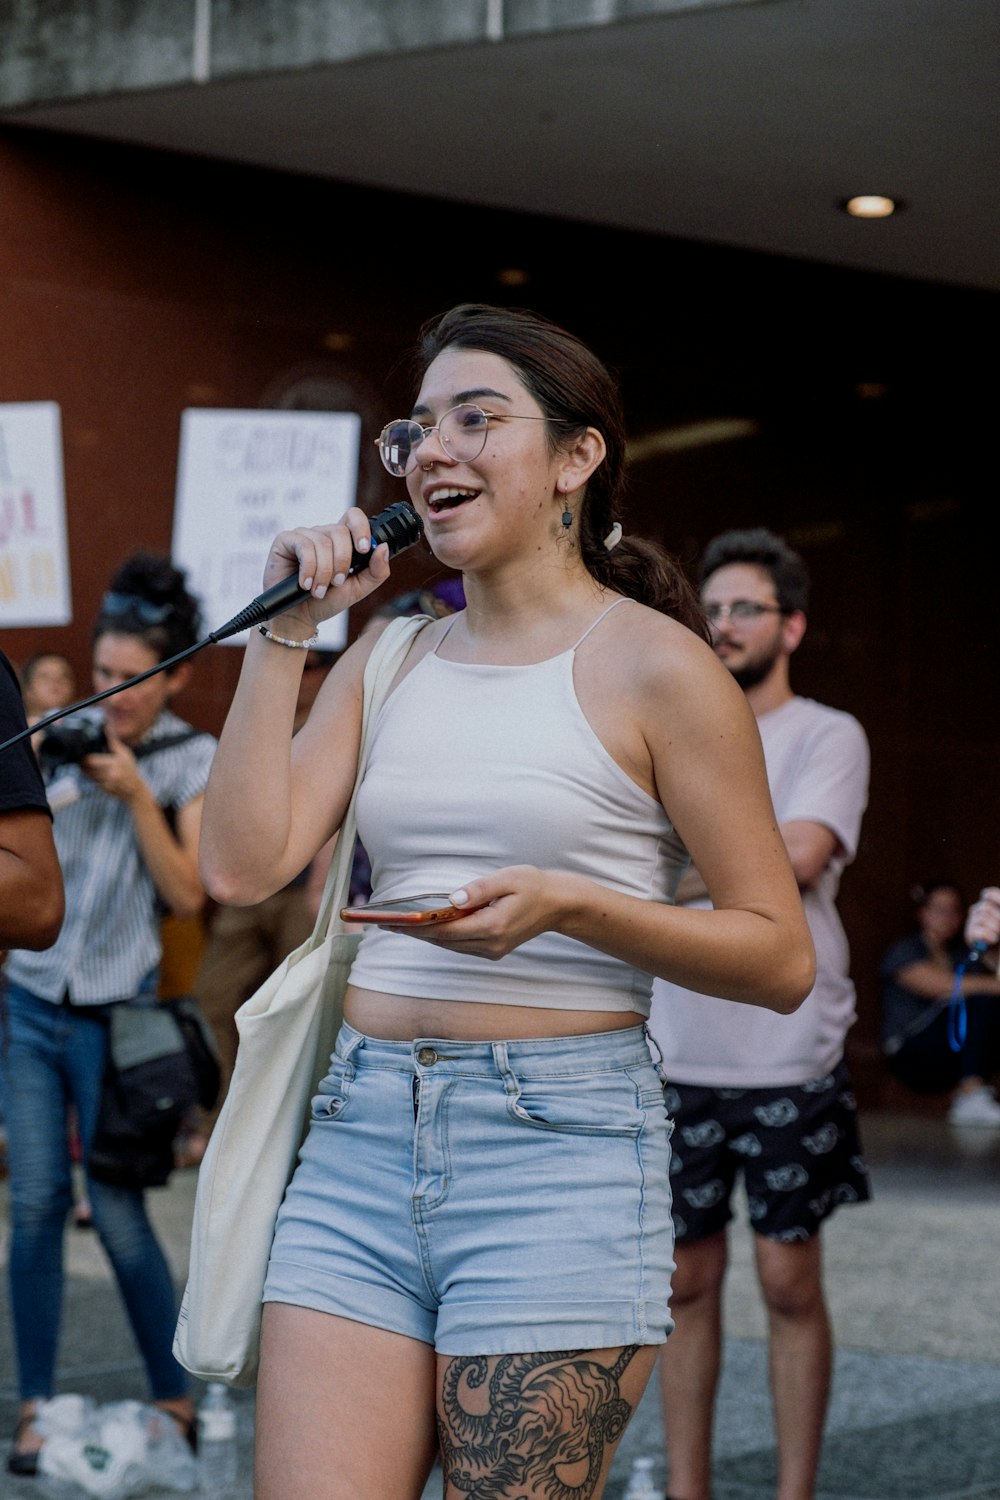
[{"x1": 209, "y1": 499, "x2": 423, "y2": 643}]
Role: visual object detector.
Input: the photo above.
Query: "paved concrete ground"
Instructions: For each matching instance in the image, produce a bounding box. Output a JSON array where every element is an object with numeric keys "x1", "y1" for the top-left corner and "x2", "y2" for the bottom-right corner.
[{"x1": 2, "y1": 1110, "x2": 999, "y2": 1499}]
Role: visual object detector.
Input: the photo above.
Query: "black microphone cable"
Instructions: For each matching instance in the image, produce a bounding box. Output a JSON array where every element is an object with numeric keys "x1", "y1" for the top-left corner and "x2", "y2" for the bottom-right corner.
[{"x1": 0, "y1": 500, "x2": 423, "y2": 756}]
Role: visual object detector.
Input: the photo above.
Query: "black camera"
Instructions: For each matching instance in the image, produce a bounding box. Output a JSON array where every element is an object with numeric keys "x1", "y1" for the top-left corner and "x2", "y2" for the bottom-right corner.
[{"x1": 38, "y1": 714, "x2": 109, "y2": 773}]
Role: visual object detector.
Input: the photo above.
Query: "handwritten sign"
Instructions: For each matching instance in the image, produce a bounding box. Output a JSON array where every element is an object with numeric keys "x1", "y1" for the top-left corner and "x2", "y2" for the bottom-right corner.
[
  {"x1": 171, "y1": 409, "x2": 362, "y2": 649},
  {"x1": 0, "y1": 402, "x2": 72, "y2": 627}
]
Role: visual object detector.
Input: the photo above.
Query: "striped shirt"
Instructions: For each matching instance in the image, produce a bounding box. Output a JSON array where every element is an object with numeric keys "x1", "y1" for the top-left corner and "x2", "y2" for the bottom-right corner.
[{"x1": 6, "y1": 708, "x2": 216, "y2": 1005}]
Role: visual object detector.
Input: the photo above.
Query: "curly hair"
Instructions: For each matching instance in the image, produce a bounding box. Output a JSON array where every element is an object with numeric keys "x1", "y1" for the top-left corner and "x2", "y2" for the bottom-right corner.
[{"x1": 93, "y1": 551, "x2": 203, "y2": 663}]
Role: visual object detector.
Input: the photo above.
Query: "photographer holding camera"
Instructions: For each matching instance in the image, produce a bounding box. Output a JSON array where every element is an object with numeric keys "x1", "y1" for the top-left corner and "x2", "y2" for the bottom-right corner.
[{"x1": 1, "y1": 553, "x2": 216, "y2": 1476}]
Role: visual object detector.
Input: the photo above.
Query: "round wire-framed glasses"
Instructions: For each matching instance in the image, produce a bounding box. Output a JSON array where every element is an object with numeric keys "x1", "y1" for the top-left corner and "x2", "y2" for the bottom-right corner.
[
  {"x1": 375, "y1": 403, "x2": 570, "y2": 477},
  {"x1": 703, "y1": 601, "x2": 785, "y2": 624}
]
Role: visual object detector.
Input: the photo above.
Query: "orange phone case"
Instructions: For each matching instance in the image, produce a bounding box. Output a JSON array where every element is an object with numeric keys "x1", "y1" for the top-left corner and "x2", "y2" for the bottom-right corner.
[{"x1": 340, "y1": 893, "x2": 471, "y2": 926}]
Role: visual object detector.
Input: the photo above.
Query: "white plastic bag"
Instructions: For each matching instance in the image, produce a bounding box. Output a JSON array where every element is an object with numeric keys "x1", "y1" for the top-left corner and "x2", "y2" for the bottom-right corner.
[{"x1": 35, "y1": 1395, "x2": 197, "y2": 1500}]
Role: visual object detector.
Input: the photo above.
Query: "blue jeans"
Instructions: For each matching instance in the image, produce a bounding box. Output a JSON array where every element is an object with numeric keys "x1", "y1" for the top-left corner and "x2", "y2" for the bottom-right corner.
[
  {"x1": 0, "y1": 980, "x2": 188, "y2": 1402},
  {"x1": 265, "y1": 1021, "x2": 675, "y2": 1353}
]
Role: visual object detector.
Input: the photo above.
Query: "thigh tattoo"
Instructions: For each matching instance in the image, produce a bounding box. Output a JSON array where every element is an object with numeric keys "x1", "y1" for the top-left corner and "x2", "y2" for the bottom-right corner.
[{"x1": 437, "y1": 1346, "x2": 640, "y2": 1498}]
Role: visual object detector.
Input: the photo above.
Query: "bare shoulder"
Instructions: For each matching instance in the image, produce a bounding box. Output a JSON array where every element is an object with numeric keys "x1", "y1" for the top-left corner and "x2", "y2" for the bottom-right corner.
[
  {"x1": 576, "y1": 600, "x2": 753, "y2": 797},
  {"x1": 605, "y1": 609, "x2": 776, "y2": 879},
  {"x1": 600, "y1": 599, "x2": 741, "y2": 710}
]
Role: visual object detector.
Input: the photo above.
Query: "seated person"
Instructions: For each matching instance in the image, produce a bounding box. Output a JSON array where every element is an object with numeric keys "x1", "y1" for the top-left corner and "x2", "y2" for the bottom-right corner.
[{"x1": 879, "y1": 879, "x2": 1000, "y2": 1124}]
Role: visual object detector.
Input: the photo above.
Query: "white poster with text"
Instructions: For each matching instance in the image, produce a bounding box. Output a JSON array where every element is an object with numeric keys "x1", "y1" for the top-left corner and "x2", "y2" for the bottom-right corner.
[
  {"x1": 171, "y1": 409, "x2": 362, "y2": 648},
  {"x1": 0, "y1": 402, "x2": 72, "y2": 627}
]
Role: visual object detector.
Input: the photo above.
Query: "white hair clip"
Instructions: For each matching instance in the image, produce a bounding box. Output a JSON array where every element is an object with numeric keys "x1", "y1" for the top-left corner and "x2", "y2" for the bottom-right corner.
[{"x1": 603, "y1": 523, "x2": 623, "y2": 551}]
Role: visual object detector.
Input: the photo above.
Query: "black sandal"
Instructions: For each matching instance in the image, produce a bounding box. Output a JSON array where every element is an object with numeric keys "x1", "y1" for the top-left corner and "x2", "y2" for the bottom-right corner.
[{"x1": 7, "y1": 1411, "x2": 43, "y2": 1477}]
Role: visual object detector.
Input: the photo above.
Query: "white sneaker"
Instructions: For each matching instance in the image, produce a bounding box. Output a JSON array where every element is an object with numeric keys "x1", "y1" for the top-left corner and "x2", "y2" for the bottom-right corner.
[{"x1": 948, "y1": 1086, "x2": 1000, "y2": 1126}]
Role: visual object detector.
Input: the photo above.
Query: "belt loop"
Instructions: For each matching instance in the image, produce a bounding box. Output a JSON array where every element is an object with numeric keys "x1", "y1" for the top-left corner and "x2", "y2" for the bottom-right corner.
[
  {"x1": 492, "y1": 1039, "x2": 517, "y2": 1093},
  {"x1": 339, "y1": 1025, "x2": 364, "y2": 1062},
  {"x1": 643, "y1": 1022, "x2": 668, "y2": 1085}
]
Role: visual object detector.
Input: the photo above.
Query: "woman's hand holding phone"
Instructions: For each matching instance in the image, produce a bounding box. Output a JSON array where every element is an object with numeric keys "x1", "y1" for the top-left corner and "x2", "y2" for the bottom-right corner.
[
  {"x1": 340, "y1": 865, "x2": 567, "y2": 958},
  {"x1": 341, "y1": 893, "x2": 482, "y2": 927}
]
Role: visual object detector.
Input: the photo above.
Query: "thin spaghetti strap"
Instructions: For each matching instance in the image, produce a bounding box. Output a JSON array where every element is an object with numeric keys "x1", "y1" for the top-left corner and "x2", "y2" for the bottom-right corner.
[{"x1": 570, "y1": 597, "x2": 632, "y2": 651}]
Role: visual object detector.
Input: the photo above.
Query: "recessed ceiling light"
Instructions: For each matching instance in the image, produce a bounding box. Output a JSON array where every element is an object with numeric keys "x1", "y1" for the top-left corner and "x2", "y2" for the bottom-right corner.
[
  {"x1": 855, "y1": 381, "x2": 888, "y2": 400},
  {"x1": 497, "y1": 267, "x2": 530, "y2": 287},
  {"x1": 841, "y1": 195, "x2": 900, "y2": 218}
]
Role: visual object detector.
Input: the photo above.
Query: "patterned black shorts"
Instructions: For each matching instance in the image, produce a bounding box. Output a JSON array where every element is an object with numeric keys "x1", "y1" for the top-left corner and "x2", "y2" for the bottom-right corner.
[{"x1": 665, "y1": 1058, "x2": 872, "y2": 1244}]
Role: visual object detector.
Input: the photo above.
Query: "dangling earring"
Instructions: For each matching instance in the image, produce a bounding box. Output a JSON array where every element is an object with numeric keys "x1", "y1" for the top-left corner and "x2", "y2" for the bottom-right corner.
[{"x1": 561, "y1": 506, "x2": 573, "y2": 530}]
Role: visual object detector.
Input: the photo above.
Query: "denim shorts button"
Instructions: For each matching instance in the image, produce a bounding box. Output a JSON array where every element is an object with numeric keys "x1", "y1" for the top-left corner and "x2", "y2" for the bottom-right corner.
[{"x1": 417, "y1": 1046, "x2": 438, "y2": 1066}]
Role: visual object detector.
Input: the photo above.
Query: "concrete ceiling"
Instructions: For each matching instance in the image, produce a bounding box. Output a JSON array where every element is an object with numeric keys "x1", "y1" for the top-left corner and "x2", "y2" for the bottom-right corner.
[{"x1": 3, "y1": 0, "x2": 997, "y2": 292}]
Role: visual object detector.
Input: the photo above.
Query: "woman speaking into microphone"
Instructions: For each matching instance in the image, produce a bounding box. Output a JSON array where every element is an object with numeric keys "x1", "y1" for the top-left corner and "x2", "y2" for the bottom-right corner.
[{"x1": 198, "y1": 302, "x2": 815, "y2": 1500}]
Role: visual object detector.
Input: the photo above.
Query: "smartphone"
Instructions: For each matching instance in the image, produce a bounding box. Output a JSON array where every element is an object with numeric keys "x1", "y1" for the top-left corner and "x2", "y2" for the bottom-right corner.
[{"x1": 340, "y1": 893, "x2": 480, "y2": 926}]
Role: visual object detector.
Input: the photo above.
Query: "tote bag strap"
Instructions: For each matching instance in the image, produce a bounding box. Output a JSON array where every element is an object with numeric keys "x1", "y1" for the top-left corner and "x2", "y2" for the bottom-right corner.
[{"x1": 313, "y1": 612, "x2": 432, "y2": 939}]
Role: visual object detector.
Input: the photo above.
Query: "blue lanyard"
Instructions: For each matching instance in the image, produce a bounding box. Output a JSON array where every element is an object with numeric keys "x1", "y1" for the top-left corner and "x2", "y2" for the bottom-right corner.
[
  {"x1": 950, "y1": 940, "x2": 991, "y2": 1051},
  {"x1": 947, "y1": 965, "x2": 967, "y2": 1052}
]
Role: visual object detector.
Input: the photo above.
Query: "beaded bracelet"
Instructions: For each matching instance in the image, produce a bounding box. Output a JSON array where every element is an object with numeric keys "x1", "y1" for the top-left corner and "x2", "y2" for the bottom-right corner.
[{"x1": 257, "y1": 623, "x2": 320, "y2": 649}]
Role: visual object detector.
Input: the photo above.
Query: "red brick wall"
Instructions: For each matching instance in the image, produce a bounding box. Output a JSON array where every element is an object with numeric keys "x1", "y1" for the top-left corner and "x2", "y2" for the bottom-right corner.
[{"x1": 2, "y1": 127, "x2": 996, "y2": 1103}]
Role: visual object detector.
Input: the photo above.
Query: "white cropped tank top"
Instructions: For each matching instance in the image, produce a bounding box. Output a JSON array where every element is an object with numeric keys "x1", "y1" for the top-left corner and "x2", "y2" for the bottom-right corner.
[{"x1": 350, "y1": 599, "x2": 689, "y2": 1015}]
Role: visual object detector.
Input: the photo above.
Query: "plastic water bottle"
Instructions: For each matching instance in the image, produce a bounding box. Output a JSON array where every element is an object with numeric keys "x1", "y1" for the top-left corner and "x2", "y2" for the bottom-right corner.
[
  {"x1": 622, "y1": 1453, "x2": 660, "y2": 1500},
  {"x1": 197, "y1": 1382, "x2": 238, "y2": 1494}
]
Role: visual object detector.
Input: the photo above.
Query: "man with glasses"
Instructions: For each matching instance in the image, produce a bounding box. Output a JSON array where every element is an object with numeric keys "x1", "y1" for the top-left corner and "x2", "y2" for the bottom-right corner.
[{"x1": 649, "y1": 527, "x2": 871, "y2": 1500}]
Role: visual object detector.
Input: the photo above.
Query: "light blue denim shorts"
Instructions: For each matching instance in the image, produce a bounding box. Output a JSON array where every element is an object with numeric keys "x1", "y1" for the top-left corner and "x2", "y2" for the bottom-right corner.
[{"x1": 263, "y1": 1021, "x2": 675, "y2": 1354}]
